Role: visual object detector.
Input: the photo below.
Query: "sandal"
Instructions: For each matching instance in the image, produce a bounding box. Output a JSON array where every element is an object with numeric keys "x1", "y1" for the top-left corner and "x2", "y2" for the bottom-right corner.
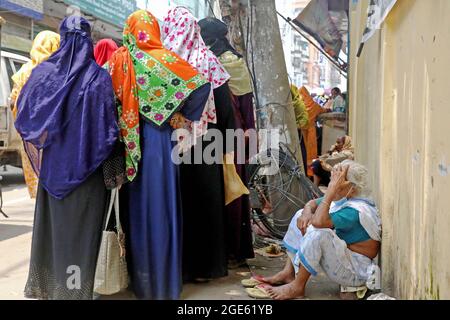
[
  {"x1": 246, "y1": 284, "x2": 272, "y2": 299},
  {"x1": 241, "y1": 275, "x2": 270, "y2": 288}
]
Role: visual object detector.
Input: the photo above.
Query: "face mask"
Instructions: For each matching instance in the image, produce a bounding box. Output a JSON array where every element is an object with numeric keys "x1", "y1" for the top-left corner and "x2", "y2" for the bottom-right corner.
[
  {"x1": 333, "y1": 197, "x2": 347, "y2": 207},
  {"x1": 333, "y1": 186, "x2": 354, "y2": 207}
]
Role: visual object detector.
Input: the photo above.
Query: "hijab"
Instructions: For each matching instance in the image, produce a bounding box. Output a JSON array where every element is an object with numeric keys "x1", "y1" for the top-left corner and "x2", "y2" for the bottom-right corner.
[
  {"x1": 108, "y1": 10, "x2": 209, "y2": 181},
  {"x1": 198, "y1": 17, "x2": 242, "y2": 58},
  {"x1": 342, "y1": 136, "x2": 354, "y2": 153},
  {"x1": 162, "y1": 6, "x2": 230, "y2": 152},
  {"x1": 12, "y1": 30, "x2": 60, "y2": 94},
  {"x1": 94, "y1": 38, "x2": 119, "y2": 66},
  {"x1": 199, "y1": 18, "x2": 253, "y2": 97},
  {"x1": 15, "y1": 16, "x2": 119, "y2": 199}
]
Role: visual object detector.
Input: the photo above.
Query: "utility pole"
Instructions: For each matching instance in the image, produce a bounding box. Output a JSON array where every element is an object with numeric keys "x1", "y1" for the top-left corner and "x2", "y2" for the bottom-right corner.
[{"x1": 249, "y1": 0, "x2": 304, "y2": 168}]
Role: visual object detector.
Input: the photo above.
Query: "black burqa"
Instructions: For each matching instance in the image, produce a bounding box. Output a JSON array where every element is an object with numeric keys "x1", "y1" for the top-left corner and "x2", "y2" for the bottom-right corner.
[{"x1": 180, "y1": 83, "x2": 236, "y2": 281}]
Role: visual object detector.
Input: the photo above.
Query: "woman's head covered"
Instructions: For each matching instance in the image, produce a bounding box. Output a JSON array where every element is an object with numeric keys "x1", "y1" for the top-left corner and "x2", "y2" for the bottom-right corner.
[{"x1": 338, "y1": 160, "x2": 371, "y2": 198}]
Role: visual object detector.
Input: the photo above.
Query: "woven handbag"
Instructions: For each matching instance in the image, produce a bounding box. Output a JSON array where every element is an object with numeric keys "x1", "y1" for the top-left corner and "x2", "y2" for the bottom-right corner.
[{"x1": 94, "y1": 188, "x2": 129, "y2": 295}]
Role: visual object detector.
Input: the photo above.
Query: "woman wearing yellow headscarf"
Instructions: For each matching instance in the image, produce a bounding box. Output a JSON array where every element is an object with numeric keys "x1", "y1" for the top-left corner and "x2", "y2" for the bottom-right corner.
[{"x1": 10, "y1": 31, "x2": 60, "y2": 198}]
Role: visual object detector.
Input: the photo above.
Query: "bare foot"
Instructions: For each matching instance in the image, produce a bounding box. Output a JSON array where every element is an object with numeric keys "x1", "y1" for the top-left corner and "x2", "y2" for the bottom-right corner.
[
  {"x1": 266, "y1": 283, "x2": 305, "y2": 300},
  {"x1": 262, "y1": 269, "x2": 295, "y2": 286}
]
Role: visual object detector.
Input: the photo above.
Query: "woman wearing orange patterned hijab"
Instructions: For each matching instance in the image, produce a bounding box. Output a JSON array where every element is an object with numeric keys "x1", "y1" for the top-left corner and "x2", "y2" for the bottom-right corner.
[{"x1": 107, "y1": 10, "x2": 211, "y2": 300}]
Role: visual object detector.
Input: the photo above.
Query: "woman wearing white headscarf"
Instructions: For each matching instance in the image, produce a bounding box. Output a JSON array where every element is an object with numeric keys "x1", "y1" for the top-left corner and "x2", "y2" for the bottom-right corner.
[{"x1": 244, "y1": 160, "x2": 382, "y2": 300}]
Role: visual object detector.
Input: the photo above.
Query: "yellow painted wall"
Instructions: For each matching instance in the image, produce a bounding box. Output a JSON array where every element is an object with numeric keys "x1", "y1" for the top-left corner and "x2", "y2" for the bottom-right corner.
[{"x1": 349, "y1": 0, "x2": 450, "y2": 299}]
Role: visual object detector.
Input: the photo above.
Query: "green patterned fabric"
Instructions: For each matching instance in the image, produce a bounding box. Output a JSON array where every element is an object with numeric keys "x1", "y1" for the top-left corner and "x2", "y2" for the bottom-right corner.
[{"x1": 126, "y1": 33, "x2": 208, "y2": 127}]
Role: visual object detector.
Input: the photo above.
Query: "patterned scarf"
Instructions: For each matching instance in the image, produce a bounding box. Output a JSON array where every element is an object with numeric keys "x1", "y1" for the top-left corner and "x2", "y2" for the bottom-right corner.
[
  {"x1": 162, "y1": 6, "x2": 230, "y2": 152},
  {"x1": 108, "y1": 10, "x2": 208, "y2": 181}
]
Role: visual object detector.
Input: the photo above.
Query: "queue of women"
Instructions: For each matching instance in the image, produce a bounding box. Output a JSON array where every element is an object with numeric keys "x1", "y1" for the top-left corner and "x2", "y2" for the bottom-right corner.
[
  {"x1": 12, "y1": 7, "x2": 382, "y2": 301},
  {"x1": 11, "y1": 8, "x2": 254, "y2": 300}
]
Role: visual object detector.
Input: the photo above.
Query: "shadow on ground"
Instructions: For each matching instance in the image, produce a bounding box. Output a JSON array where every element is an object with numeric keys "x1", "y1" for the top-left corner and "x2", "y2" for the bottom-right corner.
[
  {"x1": 103, "y1": 253, "x2": 340, "y2": 300},
  {"x1": 0, "y1": 224, "x2": 32, "y2": 241}
]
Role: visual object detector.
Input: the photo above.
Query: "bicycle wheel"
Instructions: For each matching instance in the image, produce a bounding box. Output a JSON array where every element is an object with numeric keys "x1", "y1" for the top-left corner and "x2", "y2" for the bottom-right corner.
[{"x1": 249, "y1": 146, "x2": 323, "y2": 239}]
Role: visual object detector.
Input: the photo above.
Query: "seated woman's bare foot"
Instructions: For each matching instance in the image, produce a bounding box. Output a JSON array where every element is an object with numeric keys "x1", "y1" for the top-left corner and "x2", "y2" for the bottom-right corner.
[
  {"x1": 262, "y1": 269, "x2": 295, "y2": 285},
  {"x1": 266, "y1": 283, "x2": 305, "y2": 300}
]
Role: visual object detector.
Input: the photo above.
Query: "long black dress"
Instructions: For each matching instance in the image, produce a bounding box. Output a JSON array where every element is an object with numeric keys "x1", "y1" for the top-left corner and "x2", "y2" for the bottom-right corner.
[
  {"x1": 24, "y1": 169, "x2": 108, "y2": 300},
  {"x1": 180, "y1": 83, "x2": 236, "y2": 281}
]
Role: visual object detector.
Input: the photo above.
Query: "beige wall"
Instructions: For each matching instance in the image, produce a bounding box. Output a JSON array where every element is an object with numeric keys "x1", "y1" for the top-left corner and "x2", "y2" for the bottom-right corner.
[{"x1": 349, "y1": 0, "x2": 450, "y2": 299}]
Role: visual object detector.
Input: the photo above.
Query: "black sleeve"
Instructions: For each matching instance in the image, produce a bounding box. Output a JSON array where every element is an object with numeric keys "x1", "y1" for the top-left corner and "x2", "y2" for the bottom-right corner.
[
  {"x1": 213, "y1": 82, "x2": 236, "y2": 155},
  {"x1": 213, "y1": 82, "x2": 236, "y2": 134}
]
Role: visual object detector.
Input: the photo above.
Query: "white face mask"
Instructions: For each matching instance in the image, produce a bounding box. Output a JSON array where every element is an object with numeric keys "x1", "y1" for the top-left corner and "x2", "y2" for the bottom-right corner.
[{"x1": 334, "y1": 185, "x2": 354, "y2": 207}]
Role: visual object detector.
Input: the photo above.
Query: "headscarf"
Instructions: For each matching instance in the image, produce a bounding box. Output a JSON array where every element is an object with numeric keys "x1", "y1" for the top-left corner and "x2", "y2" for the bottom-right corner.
[
  {"x1": 10, "y1": 30, "x2": 60, "y2": 199},
  {"x1": 198, "y1": 17, "x2": 242, "y2": 58},
  {"x1": 94, "y1": 38, "x2": 119, "y2": 66},
  {"x1": 199, "y1": 18, "x2": 253, "y2": 96},
  {"x1": 15, "y1": 16, "x2": 119, "y2": 199},
  {"x1": 108, "y1": 10, "x2": 209, "y2": 181},
  {"x1": 290, "y1": 84, "x2": 309, "y2": 129},
  {"x1": 299, "y1": 86, "x2": 327, "y2": 176},
  {"x1": 162, "y1": 6, "x2": 230, "y2": 152},
  {"x1": 341, "y1": 136, "x2": 354, "y2": 153},
  {"x1": 12, "y1": 31, "x2": 60, "y2": 97}
]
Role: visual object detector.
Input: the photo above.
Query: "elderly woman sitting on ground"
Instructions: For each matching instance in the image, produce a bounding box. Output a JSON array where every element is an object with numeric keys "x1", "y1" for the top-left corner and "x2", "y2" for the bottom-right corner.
[{"x1": 247, "y1": 160, "x2": 382, "y2": 300}]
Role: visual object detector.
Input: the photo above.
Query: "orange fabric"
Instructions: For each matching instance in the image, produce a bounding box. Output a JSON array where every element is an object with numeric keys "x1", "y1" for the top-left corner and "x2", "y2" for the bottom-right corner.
[
  {"x1": 124, "y1": 10, "x2": 198, "y2": 81},
  {"x1": 108, "y1": 10, "x2": 206, "y2": 181},
  {"x1": 109, "y1": 47, "x2": 139, "y2": 129},
  {"x1": 299, "y1": 86, "x2": 326, "y2": 177}
]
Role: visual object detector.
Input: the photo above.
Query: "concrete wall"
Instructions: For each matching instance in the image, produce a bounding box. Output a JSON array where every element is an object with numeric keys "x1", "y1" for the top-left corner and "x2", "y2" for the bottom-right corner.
[{"x1": 349, "y1": 0, "x2": 450, "y2": 299}]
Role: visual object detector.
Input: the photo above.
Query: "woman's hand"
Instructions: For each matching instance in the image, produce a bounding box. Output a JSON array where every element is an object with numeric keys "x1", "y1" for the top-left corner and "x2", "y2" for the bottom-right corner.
[
  {"x1": 327, "y1": 165, "x2": 351, "y2": 195},
  {"x1": 169, "y1": 112, "x2": 187, "y2": 129},
  {"x1": 297, "y1": 212, "x2": 312, "y2": 236},
  {"x1": 297, "y1": 203, "x2": 314, "y2": 235}
]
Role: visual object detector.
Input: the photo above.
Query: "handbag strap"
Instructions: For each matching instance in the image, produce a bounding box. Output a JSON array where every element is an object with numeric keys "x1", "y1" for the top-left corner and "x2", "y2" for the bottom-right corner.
[
  {"x1": 104, "y1": 188, "x2": 123, "y2": 234},
  {"x1": 114, "y1": 187, "x2": 123, "y2": 235}
]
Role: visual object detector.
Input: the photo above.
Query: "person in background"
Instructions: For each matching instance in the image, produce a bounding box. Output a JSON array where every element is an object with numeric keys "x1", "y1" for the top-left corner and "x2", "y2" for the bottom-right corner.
[
  {"x1": 299, "y1": 86, "x2": 327, "y2": 177},
  {"x1": 312, "y1": 135, "x2": 355, "y2": 187},
  {"x1": 9, "y1": 31, "x2": 60, "y2": 199},
  {"x1": 198, "y1": 16, "x2": 256, "y2": 268},
  {"x1": 94, "y1": 38, "x2": 118, "y2": 66},
  {"x1": 326, "y1": 87, "x2": 346, "y2": 113},
  {"x1": 108, "y1": 10, "x2": 211, "y2": 300},
  {"x1": 199, "y1": 17, "x2": 255, "y2": 134},
  {"x1": 290, "y1": 84, "x2": 309, "y2": 174},
  {"x1": 16, "y1": 17, "x2": 119, "y2": 299}
]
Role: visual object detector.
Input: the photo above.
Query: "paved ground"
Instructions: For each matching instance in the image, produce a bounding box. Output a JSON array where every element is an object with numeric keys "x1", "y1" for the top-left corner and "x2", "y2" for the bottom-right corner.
[
  {"x1": 0, "y1": 166, "x2": 339, "y2": 300},
  {"x1": 0, "y1": 167, "x2": 34, "y2": 300}
]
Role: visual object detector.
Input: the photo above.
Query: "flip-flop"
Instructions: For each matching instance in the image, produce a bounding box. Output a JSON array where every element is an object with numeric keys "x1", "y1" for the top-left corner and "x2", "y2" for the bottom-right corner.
[
  {"x1": 242, "y1": 274, "x2": 286, "y2": 288},
  {"x1": 246, "y1": 284, "x2": 272, "y2": 299},
  {"x1": 241, "y1": 275, "x2": 271, "y2": 288},
  {"x1": 241, "y1": 278, "x2": 262, "y2": 288}
]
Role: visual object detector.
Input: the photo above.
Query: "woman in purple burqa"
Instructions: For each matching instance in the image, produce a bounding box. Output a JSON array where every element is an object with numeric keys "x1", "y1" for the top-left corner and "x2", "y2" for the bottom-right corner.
[{"x1": 15, "y1": 16, "x2": 118, "y2": 300}]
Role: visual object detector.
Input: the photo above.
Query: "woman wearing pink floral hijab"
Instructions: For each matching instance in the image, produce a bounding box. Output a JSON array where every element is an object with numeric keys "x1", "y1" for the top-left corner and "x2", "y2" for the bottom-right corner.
[
  {"x1": 162, "y1": 6, "x2": 238, "y2": 282},
  {"x1": 162, "y1": 6, "x2": 230, "y2": 151}
]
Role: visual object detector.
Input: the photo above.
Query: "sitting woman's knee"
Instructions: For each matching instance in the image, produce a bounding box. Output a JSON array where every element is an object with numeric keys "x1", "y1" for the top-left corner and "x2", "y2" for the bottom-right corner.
[{"x1": 304, "y1": 228, "x2": 334, "y2": 242}]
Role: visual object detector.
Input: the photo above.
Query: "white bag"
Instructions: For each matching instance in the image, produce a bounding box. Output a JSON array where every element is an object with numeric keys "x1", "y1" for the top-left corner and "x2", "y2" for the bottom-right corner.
[{"x1": 94, "y1": 188, "x2": 129, "y2": 295}]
